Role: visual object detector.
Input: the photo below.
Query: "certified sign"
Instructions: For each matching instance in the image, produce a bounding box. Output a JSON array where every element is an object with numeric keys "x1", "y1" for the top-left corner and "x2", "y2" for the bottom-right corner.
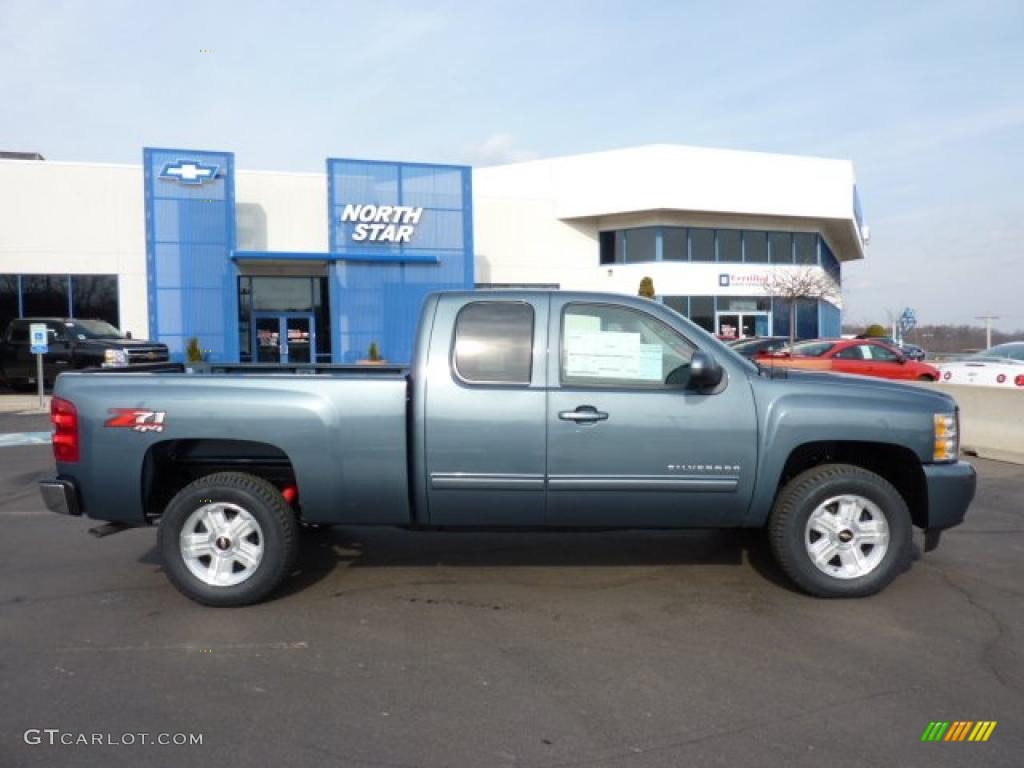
[{"x1": 29, "y1": 323, "x2": 48, "y2": 354}]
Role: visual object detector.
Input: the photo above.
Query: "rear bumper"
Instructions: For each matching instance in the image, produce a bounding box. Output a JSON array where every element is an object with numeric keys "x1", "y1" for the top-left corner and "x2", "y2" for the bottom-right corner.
[
  {"x1": 39, "y1": 478, "x2": 81, "y2": 516},
  {"x1": 923, "y1": 460, "x2": 976, "y2": 531}
]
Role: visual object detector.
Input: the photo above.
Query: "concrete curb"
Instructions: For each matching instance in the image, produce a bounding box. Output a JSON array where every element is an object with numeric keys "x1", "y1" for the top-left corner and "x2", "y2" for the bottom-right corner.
[
  {"x1": 919, "y1": 382, "x2": 1024, "y2": 465},
  {"x1": 0, "y1": 394, "x2": 51, "y2": 414}
]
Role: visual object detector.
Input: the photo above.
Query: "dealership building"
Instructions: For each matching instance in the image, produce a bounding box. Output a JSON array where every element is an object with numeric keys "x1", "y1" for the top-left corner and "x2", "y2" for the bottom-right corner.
[{"x1": 0, "y1": 144, "x2": 865, "y2": 363}]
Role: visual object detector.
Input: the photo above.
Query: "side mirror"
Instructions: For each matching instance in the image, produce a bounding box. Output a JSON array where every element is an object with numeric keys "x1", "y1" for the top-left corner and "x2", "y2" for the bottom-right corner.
[
  {"x1": 690, "y1": 350, "x2": 724, "y2": 390},
  {"x1": 125, "y1": 331, "x2": 133, "y2": 339}
]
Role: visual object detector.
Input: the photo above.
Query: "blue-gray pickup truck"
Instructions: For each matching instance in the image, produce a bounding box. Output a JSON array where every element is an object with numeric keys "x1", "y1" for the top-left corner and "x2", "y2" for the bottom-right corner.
[{"x1": 39, "y1": 291, "x2": 976, "y2": 606}]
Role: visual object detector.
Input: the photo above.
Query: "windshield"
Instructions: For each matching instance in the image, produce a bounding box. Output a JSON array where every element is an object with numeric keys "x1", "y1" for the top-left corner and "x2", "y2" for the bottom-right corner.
[
  {"x1": 788, "y1": 341, "x2": 837, "y2": 357},
  {"x1": 65, "y1": 320, "x2": 124, "y2": 340},
  {"x1": 972, "y1": 343, "x2": 1024, "y2": 361}
]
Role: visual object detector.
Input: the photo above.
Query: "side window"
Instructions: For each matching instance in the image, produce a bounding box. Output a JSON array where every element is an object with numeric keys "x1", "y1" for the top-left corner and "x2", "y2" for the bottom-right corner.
[
  {"x1": 453, "y1": 302, "x2": 534, "y2": 385},
  {"x1": 561, "y1": 303, "x2": 696, "y2": 389},
  {"x1": 867, "y1": 344, "x2": 900, "y2": 362},
  {"x1": 46, "y1": 321, "x2": 67, "y2": 341},
  {"x1": 834, "y1": 346, "x2": 866, "y2": 360},
  {"x1": 10, "y1": 322, "x2": 28, "y2": 343}
]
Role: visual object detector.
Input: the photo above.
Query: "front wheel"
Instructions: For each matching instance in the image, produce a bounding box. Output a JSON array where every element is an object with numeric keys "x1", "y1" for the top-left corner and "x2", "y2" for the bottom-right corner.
[
  {"x1": 768, "y1": 464, "x2": 912, "y2": 597},
  {"x1": 158, "y1": 472, "x2": 299, "y2": 606}
]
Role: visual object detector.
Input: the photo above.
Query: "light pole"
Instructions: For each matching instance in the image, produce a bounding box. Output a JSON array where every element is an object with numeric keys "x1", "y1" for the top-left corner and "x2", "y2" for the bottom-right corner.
[{"x1": 975, "y1": 315, "x2": 999, "y2": 350}]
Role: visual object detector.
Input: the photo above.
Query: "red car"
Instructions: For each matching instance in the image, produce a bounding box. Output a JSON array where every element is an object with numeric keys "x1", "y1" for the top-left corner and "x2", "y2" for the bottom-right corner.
[{"x1": 756, "y1": 339, "x2": 940, "y2": 381}]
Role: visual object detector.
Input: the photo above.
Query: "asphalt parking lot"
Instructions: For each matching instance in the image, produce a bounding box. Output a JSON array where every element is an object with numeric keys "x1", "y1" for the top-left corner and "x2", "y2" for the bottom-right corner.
[{"x1": 0, "y1": 409, "x2": 1020, "y2": 768}]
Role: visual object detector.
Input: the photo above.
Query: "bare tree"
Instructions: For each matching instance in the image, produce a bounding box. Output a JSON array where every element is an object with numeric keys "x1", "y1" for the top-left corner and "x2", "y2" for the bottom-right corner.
[{"x1": 763, "y1": 267, "x2": 840, "y2": 348}]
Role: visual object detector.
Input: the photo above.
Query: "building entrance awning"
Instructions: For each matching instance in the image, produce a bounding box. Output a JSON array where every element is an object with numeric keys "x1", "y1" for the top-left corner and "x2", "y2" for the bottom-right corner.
[{"x1": 231, "y1": 250, "x2": 440, "y2": 264}]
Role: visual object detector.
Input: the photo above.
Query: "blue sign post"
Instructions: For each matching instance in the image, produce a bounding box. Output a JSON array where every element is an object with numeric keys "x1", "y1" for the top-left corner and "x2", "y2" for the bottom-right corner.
[
  {"x1": 897, "y1": 308, "x2": 916, "y2": 348},
  {"x1": 29, "y1": 323, "x2": 47, "y2": 410}
]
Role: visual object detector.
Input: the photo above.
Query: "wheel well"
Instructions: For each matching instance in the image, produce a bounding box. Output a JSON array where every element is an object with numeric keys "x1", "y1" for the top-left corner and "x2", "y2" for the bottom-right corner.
[
  {"x1": 778, "y1": 441, "x2": 928, "y2": 529},
  {"x1": 142, "y1": 439, "x2": 297, "y2": 520}
]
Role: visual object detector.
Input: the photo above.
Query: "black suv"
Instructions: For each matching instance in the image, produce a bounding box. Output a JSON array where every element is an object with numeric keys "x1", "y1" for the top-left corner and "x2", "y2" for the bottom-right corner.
[{"x1": 0, "y1": 318, "x2": 169, "y2": 389}]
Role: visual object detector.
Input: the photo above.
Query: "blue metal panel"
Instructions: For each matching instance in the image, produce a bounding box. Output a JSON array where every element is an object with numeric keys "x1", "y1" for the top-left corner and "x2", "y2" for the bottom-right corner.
[
  {"x1": 819, "y1": 300, "x2": 841, "y2": 338},
  {"x1": 326, "y1": 158, "x2": 474, "y2": 364},
  {"x1": 144, "y1": 148, "x2": 237, "y2": 362}
]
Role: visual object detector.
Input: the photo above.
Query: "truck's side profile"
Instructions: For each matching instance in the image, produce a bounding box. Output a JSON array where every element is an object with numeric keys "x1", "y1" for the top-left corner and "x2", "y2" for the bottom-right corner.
[{"x1": 40, "y1": 291, "x2": 976, "y2": 605}]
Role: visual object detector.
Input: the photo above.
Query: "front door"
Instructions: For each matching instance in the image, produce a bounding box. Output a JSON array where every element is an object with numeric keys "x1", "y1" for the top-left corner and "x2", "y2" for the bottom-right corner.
[
  {"x1": 546, "y1": 299, "x2": 758, "y2": 527},
  {"x1": 716, "y1": 312, "x2": 769, "y2": 340},
  {"x1": 252, "y1": 313, "x2": 315, "y2": 364}
]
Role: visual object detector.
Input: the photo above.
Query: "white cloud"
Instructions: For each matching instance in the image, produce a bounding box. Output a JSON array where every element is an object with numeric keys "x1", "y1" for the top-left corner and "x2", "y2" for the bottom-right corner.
[{"x1": 463, "y1": 133, "x2": 540, "y2": 167}]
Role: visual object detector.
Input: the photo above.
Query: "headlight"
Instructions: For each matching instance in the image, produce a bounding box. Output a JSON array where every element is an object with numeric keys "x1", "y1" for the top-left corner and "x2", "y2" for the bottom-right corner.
[
  {"x1": 102, "y1": 349, "x2": 129, "y2": 367},
  {"x1": 933, "y1": 411, "x2": 959, "y2": 462}
]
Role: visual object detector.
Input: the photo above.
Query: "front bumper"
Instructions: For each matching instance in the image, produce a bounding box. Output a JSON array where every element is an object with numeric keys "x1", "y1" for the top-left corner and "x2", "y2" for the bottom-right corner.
[
  {"x1": 39, "y1": 478, "x2": 81, "y2": 516},
  {"x1": 923, "y1": 460, "x2": 976, "y2": 531}
]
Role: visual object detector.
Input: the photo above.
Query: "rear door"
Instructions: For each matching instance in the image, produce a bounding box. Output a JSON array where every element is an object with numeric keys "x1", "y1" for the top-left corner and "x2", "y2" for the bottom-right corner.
[
  {"x1": 424, "y1": 296, "x2": 549, "y2": 526},
  {"x1": 864, "y1": 342, "x2": 909, "y2": 378},
  {"x1": 545, "y1": 298, "x2": 758, "y2": 527},
  {"x1": 831, "y1": 344, "x2": 871, "y2": 376},
  {"x1": 44, "y1": 321, "x2": 75, "y2": 379}
]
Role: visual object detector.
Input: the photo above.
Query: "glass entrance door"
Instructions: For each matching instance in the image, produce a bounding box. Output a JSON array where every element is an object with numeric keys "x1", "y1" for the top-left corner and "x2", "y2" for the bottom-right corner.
[
  {"x1": 716, "y1": 312, "x2": 770, "y2": 340},
  {"x1": 252, "y1": 313, "x2": 315, "y2": 364}
]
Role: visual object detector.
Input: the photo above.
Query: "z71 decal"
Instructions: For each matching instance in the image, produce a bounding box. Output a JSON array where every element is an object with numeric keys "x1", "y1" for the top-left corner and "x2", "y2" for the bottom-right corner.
[{"x1": 104, "y1": 409, "x2": 167, "y2": 433}]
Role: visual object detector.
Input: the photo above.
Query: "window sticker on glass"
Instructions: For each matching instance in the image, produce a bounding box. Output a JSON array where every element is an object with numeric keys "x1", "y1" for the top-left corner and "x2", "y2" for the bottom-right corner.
[{"x1": 564, "y1": 329, "x2": 662, "y2": 381}]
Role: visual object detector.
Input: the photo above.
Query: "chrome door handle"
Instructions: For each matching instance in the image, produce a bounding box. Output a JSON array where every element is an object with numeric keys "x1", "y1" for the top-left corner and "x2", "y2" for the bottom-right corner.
[{"x1": 558, "y1": 406, "x2": 608, "y2": 423}]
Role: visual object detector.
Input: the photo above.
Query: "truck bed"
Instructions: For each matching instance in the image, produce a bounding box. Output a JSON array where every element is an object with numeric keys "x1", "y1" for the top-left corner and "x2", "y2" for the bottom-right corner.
[{"x1": 52, "y1": 367, "x2": 413, "y2": 526}]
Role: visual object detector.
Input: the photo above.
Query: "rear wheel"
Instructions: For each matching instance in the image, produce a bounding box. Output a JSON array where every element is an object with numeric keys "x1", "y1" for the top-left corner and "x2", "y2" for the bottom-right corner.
[
  {"x1": 158, "y1": 472, "x2": 298, "y2": 606},
  {"x1": 768, "y1": 464, "x2": 911, "y2": 597}
]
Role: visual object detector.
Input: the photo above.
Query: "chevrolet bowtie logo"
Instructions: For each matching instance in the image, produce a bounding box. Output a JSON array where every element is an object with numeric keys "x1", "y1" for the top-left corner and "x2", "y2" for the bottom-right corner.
[{"x1": 159, "y1": 159, "x2": 219, "y2": 185}]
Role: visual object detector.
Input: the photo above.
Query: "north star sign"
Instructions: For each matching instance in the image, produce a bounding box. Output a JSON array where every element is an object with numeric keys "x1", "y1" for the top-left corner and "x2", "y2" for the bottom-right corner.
[{"x1": 340, "y1": 204, "x2": 423, "y2": 243}]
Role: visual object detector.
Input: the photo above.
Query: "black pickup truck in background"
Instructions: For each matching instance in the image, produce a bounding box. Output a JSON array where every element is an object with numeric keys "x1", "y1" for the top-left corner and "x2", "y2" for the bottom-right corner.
[{"x1": 0, "y1": 318, "x2": 169, "y2": 389}]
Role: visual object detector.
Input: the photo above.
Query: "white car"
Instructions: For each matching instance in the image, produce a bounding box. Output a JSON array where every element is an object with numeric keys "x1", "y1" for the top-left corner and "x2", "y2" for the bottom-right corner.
[{"x1": 937, "y1": 342, "x2": 1024, "y2": 388}]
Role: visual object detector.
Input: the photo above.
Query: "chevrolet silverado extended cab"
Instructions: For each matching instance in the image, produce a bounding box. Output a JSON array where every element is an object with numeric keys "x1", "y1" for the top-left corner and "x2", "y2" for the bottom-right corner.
[{"x1": 39, "y1": 291, "x2": 976, "y2": 606}]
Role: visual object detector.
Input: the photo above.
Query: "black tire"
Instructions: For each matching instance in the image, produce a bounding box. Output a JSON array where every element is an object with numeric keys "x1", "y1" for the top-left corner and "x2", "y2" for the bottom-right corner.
[
  {"x1": 917, "y1": 375, "x2": 935, "y2": 382},
  {"x1": 768, "y1": 463, "x2": 912, "y2": 597},
  {"x1": 157, "y1": 472, "x2": 299, "y2": 607}
]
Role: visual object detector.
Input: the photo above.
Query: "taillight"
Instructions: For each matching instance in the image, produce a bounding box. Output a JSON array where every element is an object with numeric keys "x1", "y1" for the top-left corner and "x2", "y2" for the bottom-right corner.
[
  {"x1": 51, "y1": 396, "x2": 79, "y2": 463},
  {"x1": 1015, "y1": 374, "x2": 1024, "y2": 387}
]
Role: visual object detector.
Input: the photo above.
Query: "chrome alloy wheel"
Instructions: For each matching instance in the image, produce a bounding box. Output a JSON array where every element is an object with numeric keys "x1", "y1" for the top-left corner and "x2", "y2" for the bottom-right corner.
[
  {"x1": 804, "y1": 495, "x2": 890, "y2": 580},
  {"x1": 179, "y1": 503, "x2": 264, "y2": 587}
]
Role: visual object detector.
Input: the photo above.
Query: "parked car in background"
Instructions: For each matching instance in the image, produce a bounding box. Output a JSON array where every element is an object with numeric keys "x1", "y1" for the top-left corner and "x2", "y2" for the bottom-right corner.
[
  {"x1": 727, "y1": 336, "x2": 790, "y2": 359},
  {"x1": 854, "y1": 335, "x2": 927, "y2": 361},
  {"x1": 0, "y1": 318, "x2": 169, "y2": 389},
  {"x1": 757, "y1": 339, "x2": 941, "y2": 381},
  {"x1": 936, "y1": 342, "x2": 1024, "y2": 388}
]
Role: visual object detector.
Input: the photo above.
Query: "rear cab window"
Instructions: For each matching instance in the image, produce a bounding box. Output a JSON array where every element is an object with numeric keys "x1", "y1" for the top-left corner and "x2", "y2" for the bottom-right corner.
[{"x1": 452, "y1": 301, "x2": 534, "y2": 385}]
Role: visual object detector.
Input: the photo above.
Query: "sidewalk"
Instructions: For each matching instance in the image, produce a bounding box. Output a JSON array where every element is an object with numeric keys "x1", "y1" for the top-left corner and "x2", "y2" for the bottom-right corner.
[{"x1": 0, "y1": 394, "x2": 51, "y2": 414}]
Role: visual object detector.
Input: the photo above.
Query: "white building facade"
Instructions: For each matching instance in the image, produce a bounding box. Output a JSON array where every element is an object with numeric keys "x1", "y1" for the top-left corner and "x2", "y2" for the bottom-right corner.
[
  {"x1": 473, "y1": 144, "x2": 865, "y2": 340},
  {"x1": 0, "y1": 144, "x2": 864, "y2": 362}
]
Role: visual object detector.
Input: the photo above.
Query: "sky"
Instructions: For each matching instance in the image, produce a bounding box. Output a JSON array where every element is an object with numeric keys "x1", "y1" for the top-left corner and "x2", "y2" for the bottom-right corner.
[{"x1": 2, "y1": 0, "x2": 1022, "y2": 331}]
